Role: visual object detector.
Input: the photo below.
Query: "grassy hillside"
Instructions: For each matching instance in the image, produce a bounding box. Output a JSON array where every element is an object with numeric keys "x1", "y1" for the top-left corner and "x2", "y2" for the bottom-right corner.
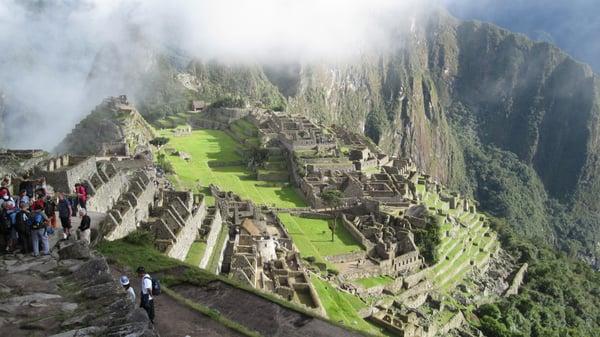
[{"x1": 157, "y1": 129, "x2": 305, "y2": 208}]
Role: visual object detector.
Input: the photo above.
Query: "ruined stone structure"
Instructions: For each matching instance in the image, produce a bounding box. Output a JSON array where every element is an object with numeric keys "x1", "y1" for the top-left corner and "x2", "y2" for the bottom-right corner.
[
  {"x1": 144, "y1": 190, "x2": 207, "y2": 261},
  {"x1": 339, "y1": 211, "x2": 424, "y2": 280},
  {"x1": 210, "y1": 185, "x2": 324, "y2": 314},
  {"x1": 198, "y1": 205, "x2": 225, "y2": 269},
  {"x1": 100, "y1": 170, "x2": 157, "y2": 241}
]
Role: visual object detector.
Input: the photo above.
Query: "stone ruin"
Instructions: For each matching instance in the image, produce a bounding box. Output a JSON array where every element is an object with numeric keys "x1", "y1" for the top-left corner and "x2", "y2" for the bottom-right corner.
[
  {"x1": 210, "y1": 185, "x2": 324, "y2": 314},
  {"x1": 143, "y1": 190, "x2": 207, "y2": 261},
  {"x1": 100, "y1": 170, "x2": 157, "y2": 241}
]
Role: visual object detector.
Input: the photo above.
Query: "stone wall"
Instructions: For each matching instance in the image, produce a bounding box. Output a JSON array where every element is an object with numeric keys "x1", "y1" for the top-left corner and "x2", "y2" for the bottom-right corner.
[
  {"x1": 504, "y1": 263, "x2": 528, "y2": 297},
  {"x1": 35, "y1": 155, "x2": 97, "y2": 193},
  {"x1": 199, "y1": 205, "x2": 224, "y2": 269},
  {"x1": 101, "y1": 171, "x2": 157, "y2": 241},
  {"x1": 325, "y1": 251, "x2": 367, "y2": 264},
  {"x1": 166, "y1": 197, "x2": 207, "y2": 260},
  {"x1": 340, "y1": 214, "x2": 373, "y2": 250},
  {"x1": 86, "y1": 163, "x2": 128, "y2": 213}
]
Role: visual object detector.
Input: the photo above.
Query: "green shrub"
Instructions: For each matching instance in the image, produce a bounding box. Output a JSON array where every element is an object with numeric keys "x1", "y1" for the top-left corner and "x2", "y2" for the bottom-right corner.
[
  {"x1": 327, "y1": 268, "x2": 339, "y2": 276},
  {"x1": 304, "y1": 256, "x2": 316, "y2": 263},
  {"x1": 124, "y1": 230, "x2": 152, "y2": 246}
]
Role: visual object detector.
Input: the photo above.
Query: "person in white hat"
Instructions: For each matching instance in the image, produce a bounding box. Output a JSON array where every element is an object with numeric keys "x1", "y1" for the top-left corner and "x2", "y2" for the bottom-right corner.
[{"x1": 120, "y1": 275, "x2": 136, "y2": 304}]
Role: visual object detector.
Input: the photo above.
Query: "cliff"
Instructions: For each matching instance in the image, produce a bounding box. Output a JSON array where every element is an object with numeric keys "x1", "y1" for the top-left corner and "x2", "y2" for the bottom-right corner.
[
  {"x1": 279, "y1": 9, "x2": 600, "y2": 261},
  {"x1": 55, "y1": 96, "x2": 156, "y2": 156}
]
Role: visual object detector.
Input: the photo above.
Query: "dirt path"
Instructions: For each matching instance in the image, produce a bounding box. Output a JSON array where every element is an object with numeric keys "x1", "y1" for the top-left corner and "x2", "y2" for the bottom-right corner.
[
  {"x1": 108, "y1": 264, "x2": 244, "y2": 337},
  {"x1": 173, "y1": 281, "x2": 367, "y2": 337},
  {"x1": 154, "y1": 293, "x2": 245, "y2": 337}
]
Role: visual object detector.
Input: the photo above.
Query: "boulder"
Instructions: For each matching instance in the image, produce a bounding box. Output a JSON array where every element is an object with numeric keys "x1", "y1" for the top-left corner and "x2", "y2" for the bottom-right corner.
[{"x1": 58, "y1": 241, "x2": 91, "y2": 260}]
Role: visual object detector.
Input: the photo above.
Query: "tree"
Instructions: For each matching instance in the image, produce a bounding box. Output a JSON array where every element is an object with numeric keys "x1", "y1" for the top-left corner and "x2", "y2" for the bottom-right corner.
[
  {"x1": 149, "y1": 136, "x2": 169, "y2": 147},
  {"x1": 321, "y1": 190, "x2": 343, "y2": 242}
]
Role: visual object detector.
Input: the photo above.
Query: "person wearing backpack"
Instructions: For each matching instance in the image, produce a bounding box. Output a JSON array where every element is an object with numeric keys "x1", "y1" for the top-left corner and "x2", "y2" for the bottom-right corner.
[
  {"x1": 4, "y1": 200, "x2": 19, "y2": 253},
  {"x1": 137, "y1": 266, "x2": 156, "y2": 323},
  {"x1": 0, "y1": 201, "x2": 11, "y2": 254},
  {"x1": 31, "y1": 202, "x2": 49, "y2": 257},
  {"x1": 15, "y1": 202, "x2": 32, "y2": 254},
  {"x1": 57, "y1": 193, "x2": 72, "y2": 240},
  {"x1": 44, "y1": 195, "x2": 57, "y2": 230}
]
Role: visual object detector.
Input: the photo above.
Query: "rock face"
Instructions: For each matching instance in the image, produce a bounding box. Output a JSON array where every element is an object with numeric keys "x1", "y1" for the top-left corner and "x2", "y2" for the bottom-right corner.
[
  {"x1": 55, "y1": 96, "x2": 156, "y2": 156},
  {"x1": 0, "y1": 241, "x2": 158, "y2": 337},
  {"x1": 278, "y1": 9, "x2": 600, "y2": 260}
]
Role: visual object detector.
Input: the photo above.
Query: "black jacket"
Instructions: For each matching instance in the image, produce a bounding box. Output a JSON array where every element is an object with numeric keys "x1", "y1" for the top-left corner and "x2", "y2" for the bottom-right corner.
[{"x1": 79, "y1": 215, "x2": 91, "y2": 231}]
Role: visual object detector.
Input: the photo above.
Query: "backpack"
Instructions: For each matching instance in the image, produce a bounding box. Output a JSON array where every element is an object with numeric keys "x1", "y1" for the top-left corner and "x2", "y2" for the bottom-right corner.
[
  {"x1": 31, "y1": 212, "x2": 46, "y2": 230},
  {"x1": 15, "y1": 211, "x2": 29, "y2": 232},
  {"x1": 144, "y1": 276, "x2": 161, "y2": 296},
  {"x1": 44, "y1": 199, "x2": 56, "y2": 217},
  {"x1": 0, "y1": 210, "x2": 10, "y2": 233}
]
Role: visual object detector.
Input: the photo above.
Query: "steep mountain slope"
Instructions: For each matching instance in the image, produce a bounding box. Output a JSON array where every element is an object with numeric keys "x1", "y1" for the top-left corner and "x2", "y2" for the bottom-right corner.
[{"x1": 281, "y1": 10, "x2": 600, "y2": 262}]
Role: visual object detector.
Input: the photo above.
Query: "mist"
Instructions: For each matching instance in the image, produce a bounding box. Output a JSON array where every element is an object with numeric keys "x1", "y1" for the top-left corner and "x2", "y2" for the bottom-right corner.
[{"x1": 0, "y1": 0, "x2": 425, "y2": 150}]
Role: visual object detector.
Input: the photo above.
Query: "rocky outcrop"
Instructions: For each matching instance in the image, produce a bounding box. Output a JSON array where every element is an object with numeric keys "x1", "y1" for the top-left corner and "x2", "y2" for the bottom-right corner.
[
  {"x1": 55, "y1": 96, "x2": 156, "y2": 156},
  {"x1": 0, "y1": 240, "x2": 158, "y2": 337}
]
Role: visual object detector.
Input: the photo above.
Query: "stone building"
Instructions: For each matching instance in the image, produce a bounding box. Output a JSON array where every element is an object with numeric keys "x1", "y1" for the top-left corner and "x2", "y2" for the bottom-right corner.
[
  {"x1": 143, "y1": 191, "x2": 207, "y2": 261},
  {"x1": 210, "y1": 185, "x2": 324, "y2": 314}
]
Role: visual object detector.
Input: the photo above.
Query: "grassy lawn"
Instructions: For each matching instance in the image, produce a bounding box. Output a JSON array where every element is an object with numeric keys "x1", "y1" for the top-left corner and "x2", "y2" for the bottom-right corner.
[
  {"x1": 159, "y1": 129, "x2": 306, "y2": 208},
  {"x1": 353, "y1": 275, "x2": 395, "y2": 289},
  {"x1": 311, "y1": 276, "x2": 384, "y2": 336},
  {"x1": 185, "y1": 241, "x2": 207, "y2": 266},
  {"x1": 278, "y1": 214, "x2": 363, "y2": 266}
]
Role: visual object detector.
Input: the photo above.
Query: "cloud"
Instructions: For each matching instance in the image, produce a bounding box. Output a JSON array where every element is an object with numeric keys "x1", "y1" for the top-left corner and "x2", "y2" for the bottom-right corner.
[{"x1": 0, "y1": 0, "x2": 422, "y2": 149}]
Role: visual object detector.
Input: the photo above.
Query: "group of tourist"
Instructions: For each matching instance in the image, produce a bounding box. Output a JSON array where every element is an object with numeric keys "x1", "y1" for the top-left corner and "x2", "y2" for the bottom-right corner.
[
  {"x1": 0, "y1": 175, "x2": 158, "y2": 324},
  {"x1": 0, "y1": 179, "x2": 91, "y2": 256},
  {"x1": 119, "y1": 266, "x2": 157, "y2": 324}
]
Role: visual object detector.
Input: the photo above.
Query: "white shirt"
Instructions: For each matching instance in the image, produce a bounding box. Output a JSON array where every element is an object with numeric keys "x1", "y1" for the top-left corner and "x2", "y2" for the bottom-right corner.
[
  {"x1": 126, "y1": 286, "x2": 136, "y2": 303},
  {"x1": 141, "y1": 274, "x2": 153, "y2": 300}
]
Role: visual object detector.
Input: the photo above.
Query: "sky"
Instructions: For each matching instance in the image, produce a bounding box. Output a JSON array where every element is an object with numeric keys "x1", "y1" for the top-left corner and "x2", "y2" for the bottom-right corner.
[{"x1": 0, "y1": 0, "x2": 598, "y2": 149}]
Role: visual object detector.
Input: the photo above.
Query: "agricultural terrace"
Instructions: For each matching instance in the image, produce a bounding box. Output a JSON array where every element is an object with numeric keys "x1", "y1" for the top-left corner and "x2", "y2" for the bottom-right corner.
[
  {"x1": 157, "y1": 129, "x2": 306, "y2": 208},
  {"x1": 278, "y1": 214, "x2": 364, "y2": 269},
  {"x1": 310, "y1": 276, "x2": 387, "y2": 336}
]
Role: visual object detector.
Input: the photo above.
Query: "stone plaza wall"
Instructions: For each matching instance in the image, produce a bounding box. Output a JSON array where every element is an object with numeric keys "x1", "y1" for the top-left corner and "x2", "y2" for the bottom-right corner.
[{"x1": 340, "y1": 214, "x2": 373, "y2": 250}]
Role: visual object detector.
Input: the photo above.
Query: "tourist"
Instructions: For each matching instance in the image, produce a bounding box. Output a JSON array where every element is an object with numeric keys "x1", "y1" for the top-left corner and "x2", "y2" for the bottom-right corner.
[
  {"x1": 137, "y1": 266, "x2": 155, "y2": 323},
  {"x1": 15, "y1": 202, "x2": 32, "y2": 254},
  {"x1": 0, "y1": 201, "x2": 11, "y2": 253},
  {"x1": 75, "y1": 183, "x2": 87, "y2": 211},
  {"x1": 4, "y1": 200, "x2": 17, "y2": 253},
  {"x1": 0, "y1": 193, "x2": 11, "y2": 209},
  {"x1": 120, "y1": 275, "x2": 136, "y2": 304},
  {"x1": 1, "y1": 175, "x2": 11, "y2": 189},
  {"x1": 31, "y1": 201, "x2": 49, "y2": 257},
  {"x1": 44, "y1": 194, "x2": 57, "y2": 230},
  {"x1": 78, "y1": 208, "x2": 91, "y2": 245},
  {"x1": 57, "y1": 192, "x2": 72, "y2": 240},
  {"x1": 35, "y1": 178, "x2": 47, "y2": 197},
  {"x1": 16, "y1": 190, "x2": 30, "y2": 208}
]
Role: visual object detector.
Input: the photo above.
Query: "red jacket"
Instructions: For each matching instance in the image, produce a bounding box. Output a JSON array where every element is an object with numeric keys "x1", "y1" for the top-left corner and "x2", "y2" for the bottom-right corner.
[{"x1": 77, "y1": 185, "x2": 87, "y2": 201}]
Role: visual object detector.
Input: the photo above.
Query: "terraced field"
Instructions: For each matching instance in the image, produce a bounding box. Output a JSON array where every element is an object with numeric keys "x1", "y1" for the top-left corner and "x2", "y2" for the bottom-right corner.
[
  {"x1": 417, "y1": 184, "x2": 498, "y2": 293},
  {"x1": 158, "y1": 129, "x2": 306, "y2": 208}
]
